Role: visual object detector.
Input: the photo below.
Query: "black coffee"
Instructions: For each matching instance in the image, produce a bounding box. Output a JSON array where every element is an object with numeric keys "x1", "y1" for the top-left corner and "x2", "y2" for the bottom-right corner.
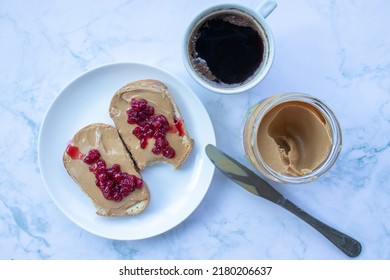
[{"x1": 189, "y1": 10, "x2": 265, "y2": 87}]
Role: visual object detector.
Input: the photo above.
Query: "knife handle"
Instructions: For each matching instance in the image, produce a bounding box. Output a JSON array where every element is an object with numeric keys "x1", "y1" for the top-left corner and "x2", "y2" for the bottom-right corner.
[{"x1": 279, "y1": 198, "x2": 362, "y2": 258}]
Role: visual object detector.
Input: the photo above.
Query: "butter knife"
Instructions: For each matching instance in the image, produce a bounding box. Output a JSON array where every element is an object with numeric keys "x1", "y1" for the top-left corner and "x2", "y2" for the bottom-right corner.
[{"x1": 205, "y1": 144, "x2": 362, "y2": 258}]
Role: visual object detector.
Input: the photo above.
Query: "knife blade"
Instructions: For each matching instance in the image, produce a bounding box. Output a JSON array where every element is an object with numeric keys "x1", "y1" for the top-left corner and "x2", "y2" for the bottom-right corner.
[{"x1": 205, "y1": 144, "x2": 362, "y2": 258}]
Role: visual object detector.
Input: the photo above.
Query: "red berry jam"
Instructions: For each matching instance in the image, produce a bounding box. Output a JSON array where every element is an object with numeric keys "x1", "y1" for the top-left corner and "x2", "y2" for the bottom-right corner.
[
  {"x1": 126, "y1": 98, "x2": 182, "y2": 159},
  {"x1": 66, "y1": 144, "x2": 84, "y2": 160},
  {"x1": 66, "y1": 146, "x2": 143, "y2": 202},
  {"x1": 83, "y1": 148, "x2": 101, "y2": 164},
  {"x1": 174, "y1": 117, "x2": 185, "y2": 137}
]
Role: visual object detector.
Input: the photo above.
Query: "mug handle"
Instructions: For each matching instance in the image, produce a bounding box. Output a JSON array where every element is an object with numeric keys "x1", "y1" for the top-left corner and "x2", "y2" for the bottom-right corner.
[{"x1": 257, "y1": 0, "x2": 277, "y2": 18}]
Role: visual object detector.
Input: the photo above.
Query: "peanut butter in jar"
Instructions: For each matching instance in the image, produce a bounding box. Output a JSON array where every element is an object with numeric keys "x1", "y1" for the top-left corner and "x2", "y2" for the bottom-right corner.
[{"x1": 243, "y1": 93, "x2": 342, "y2": 184}]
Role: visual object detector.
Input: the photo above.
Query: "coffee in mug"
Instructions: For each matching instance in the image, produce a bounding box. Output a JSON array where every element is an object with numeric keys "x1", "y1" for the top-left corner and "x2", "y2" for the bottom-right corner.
[{"x1": 183, "y1": 1, "x2": 277, "y2": 94}]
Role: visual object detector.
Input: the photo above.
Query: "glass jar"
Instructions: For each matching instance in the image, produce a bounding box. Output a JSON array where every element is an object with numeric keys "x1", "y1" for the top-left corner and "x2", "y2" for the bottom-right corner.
[{"x1": 242, "y1": 93, "x2": 342, "y2": 184}]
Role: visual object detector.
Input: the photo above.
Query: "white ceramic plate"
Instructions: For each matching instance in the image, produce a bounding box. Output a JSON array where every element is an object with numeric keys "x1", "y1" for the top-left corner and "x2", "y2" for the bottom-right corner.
[{"x1": 38, "y1": 62, "x2": 215, "y2": 240}]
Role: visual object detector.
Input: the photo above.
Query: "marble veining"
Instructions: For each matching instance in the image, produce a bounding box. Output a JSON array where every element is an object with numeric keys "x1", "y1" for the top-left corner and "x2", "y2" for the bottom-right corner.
[{"x1": 1, "y1": 0, "x2": 390, "y2": 259}]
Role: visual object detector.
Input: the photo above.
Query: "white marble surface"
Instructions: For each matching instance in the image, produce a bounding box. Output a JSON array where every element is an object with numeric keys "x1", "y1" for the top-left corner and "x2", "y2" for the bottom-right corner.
[{"x1": 1, "y1": 0, "x2": 390, "y2": 260}]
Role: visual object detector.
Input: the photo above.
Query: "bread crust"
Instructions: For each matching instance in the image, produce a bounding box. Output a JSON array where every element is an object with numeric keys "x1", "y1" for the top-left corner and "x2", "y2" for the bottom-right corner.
[
  {"x1": 63, "y1": 123, "x2": 150, "y2": 216},
  {"x1": 109, "y1": 79, "x2": 194, "y2": 170}
]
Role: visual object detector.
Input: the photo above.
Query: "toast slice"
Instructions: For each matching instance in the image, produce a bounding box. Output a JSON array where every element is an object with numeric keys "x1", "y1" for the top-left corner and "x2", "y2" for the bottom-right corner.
[
  {"x1": 63, "y1": 123, "x2": 150, "y2": 216},
  {"x1": 109, "y1": 80, "x2": 194, "y2": 170}
]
